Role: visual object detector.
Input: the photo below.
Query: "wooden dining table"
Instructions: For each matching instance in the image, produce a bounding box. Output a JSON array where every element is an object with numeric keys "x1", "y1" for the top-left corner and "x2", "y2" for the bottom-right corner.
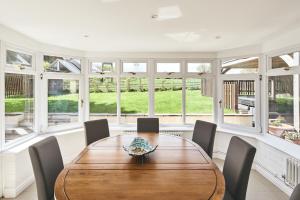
[{"x1": 55, "y1": 133, "x2": 225, "y2": 200}]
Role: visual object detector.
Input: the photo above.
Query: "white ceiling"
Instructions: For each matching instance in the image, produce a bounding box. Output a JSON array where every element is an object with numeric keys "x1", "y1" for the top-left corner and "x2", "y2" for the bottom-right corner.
[{"x1": 0, "y1": 0, "x2": 300, "y2": 52}]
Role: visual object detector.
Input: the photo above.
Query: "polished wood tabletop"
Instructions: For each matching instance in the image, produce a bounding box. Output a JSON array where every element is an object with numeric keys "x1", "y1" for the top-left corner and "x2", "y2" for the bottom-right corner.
[{"x1": 55, "y1": 133, "x2": 225, "y2": 200}]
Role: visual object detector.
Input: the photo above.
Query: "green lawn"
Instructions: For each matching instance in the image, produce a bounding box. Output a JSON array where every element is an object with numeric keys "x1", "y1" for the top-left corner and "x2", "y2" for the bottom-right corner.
[{"x1": 5, "y1": 90, "x2": 217, "y2": 114}]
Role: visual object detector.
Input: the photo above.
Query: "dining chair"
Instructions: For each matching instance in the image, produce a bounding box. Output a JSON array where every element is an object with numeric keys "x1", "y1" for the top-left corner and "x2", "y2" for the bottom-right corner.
[
  {"x1": 84, "y1": 119, "x2": 110, "y2": 146},
  {"x1": 137, "y1": 118, "x2": 159, "y2": 133},
  {"x1": 192, "y1": 120, "x2": 217, "y2": 158},
  {"x1": 290, "y1": 184, "x2": 300, "y2": 200},
  {"x1": 29, "y1": 136, "x2": 64, "y2": 200},
  {"x1": 223, "y1": 136, "x2": 256, "y2": 200}
]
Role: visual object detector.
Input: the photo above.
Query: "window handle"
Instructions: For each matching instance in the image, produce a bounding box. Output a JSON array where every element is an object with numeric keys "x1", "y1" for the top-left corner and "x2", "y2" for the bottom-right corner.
[
  {"x1": 167, "y1": 72, "x2": 174, "y2": 75},
  {"x1": 283, "y1": 67, "x2": 290, "y2": 71},
  {"x1": 81, "y1": 99, "x2": 84, "y2": 107},
  {"x1": 197, "y1": 72, "x2": 205, "y2": 76},
  {"x1": 219, "y1": 100, "x2": 222, "y2": 108},
  {"x1": 19, "y1": 65, "x2": 25, "y2": 70},
  {"x1": 129, "y1": 72, "x2": 136, "y2": 75}
]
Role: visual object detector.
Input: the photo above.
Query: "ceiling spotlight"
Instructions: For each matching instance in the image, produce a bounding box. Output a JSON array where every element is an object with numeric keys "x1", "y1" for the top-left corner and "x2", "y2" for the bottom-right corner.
[
  {"x1": 151, "y1": 14, "x2": 158, "y2": 19},
  {"x1": 215, "y1": 36, "x2": 221, "y2": 39},
  {"x1": 83, "y1": 34, "x2": 89, "y2": 38}
]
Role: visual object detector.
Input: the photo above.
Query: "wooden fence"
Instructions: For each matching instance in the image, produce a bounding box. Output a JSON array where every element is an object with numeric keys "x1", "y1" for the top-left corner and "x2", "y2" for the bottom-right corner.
[
  {"x1": 223, "y1": 80, "x2": 255, "y2": 111},
  {"x1": 5, "y1": 74, "x2": 34, "y2": 98}
]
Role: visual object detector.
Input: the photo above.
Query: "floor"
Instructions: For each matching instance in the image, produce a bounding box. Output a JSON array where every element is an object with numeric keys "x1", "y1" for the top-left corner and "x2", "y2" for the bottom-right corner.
[{"x1": 2, "y1": 159, "x2": 289, "y2": 200}]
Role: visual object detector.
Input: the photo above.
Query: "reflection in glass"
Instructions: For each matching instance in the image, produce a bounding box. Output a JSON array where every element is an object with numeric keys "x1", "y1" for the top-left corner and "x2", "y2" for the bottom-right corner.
[
  {"x1": 5, "y1": 73, "x2": 34, "y2": 143},
  {"x1": 271, "y1": 52, "x2": 299, "y2": 69},
  {"x1": 6, "y1": 50, "x2": 32, "y2": 68},
  {"x1": 268, "y1": 76, "x2": 299, "y2": 144},
  {"x1": 155, "y1": 78, "x2": 182, "y2": 123},
  {"x1": 223, "y1": 80, "x2": 256, "y2": 127},
  {"x1": 91, "y1": 62, "x2": 115, "y2": 73},
  {"x1": 89, "y1": 78, "x2": 117, "y2": 123},
  {"x1": 186, "y1": 79, "x2": 213, "y2": 124},
  {"x1": 44, "y1": 55, "x2": 81, "y2": 74},
  {"x1": 120, "y1": 78, "x2": 148, "y2": 123},
  {"x1": 48, "y1": 79, "x2": 79, "y2": 126},
  {"x1": 222, "y1": 57, "x2": 258, "y2": 74}
]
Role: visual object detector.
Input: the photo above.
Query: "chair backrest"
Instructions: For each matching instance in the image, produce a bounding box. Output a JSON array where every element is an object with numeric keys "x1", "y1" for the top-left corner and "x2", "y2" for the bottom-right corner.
[
  {"x1": 290, "y1": 184, "x2": 300, "y2": 200},
  {"x1": 84, "y1": 119, "x2": 110, "y2": 146},
  {"x1": 137, "y1": 118, "x2": 159, "y2": 133},
  {"x1": 192, "y1": 120, "x2": 217, "y2": 158},
  {"x1": 223, "y1": 136, "x2": 256, "y2": 200},
  {"x1": 29, "y1": 136, "x2": 64, "y2": 200}
]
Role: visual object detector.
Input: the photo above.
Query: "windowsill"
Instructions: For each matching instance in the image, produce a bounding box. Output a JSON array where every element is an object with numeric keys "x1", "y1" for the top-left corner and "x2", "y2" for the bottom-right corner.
[{"x1": 3, "y1": 124, "x2": 300, "y2": 160}]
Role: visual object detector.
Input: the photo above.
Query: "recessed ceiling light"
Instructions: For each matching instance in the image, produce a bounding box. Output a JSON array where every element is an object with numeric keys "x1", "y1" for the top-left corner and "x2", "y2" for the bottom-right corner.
[
  {"x1": 83, "y1": 34, "x2": 89, "y2": 38},
  {"x1": 151, "y1": 14, "x2": 158, "y2": 19},
  {"x1": 153, "y1": 6, "x2": 182, "y2": 21},
  {"x1": 215, "y1": 36, "x2": 221, "y2": 39}
]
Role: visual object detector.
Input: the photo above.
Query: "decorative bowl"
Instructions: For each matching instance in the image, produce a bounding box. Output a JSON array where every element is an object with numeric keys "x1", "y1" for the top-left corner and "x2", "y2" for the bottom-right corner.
[{"x1": 123, "y1": 137, "x2": 158, "y2": 157}]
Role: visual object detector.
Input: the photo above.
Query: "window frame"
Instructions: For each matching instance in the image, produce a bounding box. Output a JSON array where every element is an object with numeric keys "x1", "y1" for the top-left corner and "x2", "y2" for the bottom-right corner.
[
  {"x1": 121, "y1": 59, "x2": 149, "y2": 76},
  {"x1": 266, "y1": 49, "x2": 300, "y2": 140},
  {"x1": 218, "y1": 55, "x2": 262, "y2": 133},
  {"x1": 155, "y1": 60, "x2": 183, "y2": 76},
  {"x1": 2, "y1": 43, "x2": 38, "y2": 148}
]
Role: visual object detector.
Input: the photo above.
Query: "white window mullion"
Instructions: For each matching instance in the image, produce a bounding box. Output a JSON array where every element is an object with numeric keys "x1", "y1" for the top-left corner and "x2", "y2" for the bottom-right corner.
[
  {"x1": 116, "y1": 60, "x2": 121, "y2": 124},
  {"x1": 148, "y1": 59, "x2": 155, "y2": 117},
  {"x1": 0, "y1": 41, "x2": 5, "y2": 149}
]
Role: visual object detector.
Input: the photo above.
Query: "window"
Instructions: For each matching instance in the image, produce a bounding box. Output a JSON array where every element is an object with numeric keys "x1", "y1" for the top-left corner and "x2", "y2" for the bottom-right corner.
[
  {"x1": 268, "y1": 75, "x2": 299, "y2": 144},
  {"x1": 91, "y1": 62, "x2": 115, "y2": 73},
  {"x1": 221, "y1": 57, "x2": 259, "y2": 74},
  {"x1": 155, "y1": 78, "x2": 182, "y2": 123},
  {"x1": 89, "y1": 78, "x2": 117, "y2": 123},
  {"x1": 44, "y1": 55, "x2": 81, "y2": 74},
  {"x1": 6, "y1": 50, "x2": 32, "y2": 69},
  {"x1": 222, "y1": 80, "x2": 256, "y2": 127},
  {"x1": 185, "y1": 78, "x2": 213, "y2": 124},
  {"x1": 120, "y1": 77, "x2": 148, "y2": 123},
  {"x1": 122, "y1": 62, "x2": 147, "y2": 73},
  {"x1": 156, "y1": 63, "x2": 181, "y2": 73},
  {"x1": 48, "y1": 79, "x2": 79, "y2": 126},
  {"x1": 271, "y1": 52, "x2": 299, "y2": 69},
  {"x1": 5, "y1": 73, "x2": 35, "y2": 143},
  {"x1": 187, "y1": 63, "x2": 212, "y2": 73}
]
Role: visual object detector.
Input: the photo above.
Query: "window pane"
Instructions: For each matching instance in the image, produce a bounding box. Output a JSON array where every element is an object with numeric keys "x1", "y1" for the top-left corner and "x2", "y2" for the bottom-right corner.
[
  {"x1": 89, "y1": 78, "x2": 117, "y2": 123},
  {"x1": 123, "y1": 62, "x2": 147, "y2": 73},
  {"x1": 155, "y1": 78, "x2": 182, "y2": 123},
  {"x1": 120, "y1": 78, "x2": 148, "y2": 123},
  {"x1": 268, "y1": 75, "x2": 300, "y2": 145},
  {"x1": 6, "y1": 50, "x2": 32, "y2": 68},
  {"x1": 48, "y1": 79, "x2": 79, "y2": 126},
  {"x1": 91, "y1": 62, "x2": 115, "y2": 73},
  {"x1": 223, "y1": 80, "x2": 256, "y2": 127},
  {"x1": 271, "y1": 52, "x2": 300, "y2": 69},
  {"x1": 157, "y1": 63, "x2": 180, "y2": 73},
  {"x1": 44, "y1": 55, "x2": 81, "y2": 74},
  {"x1": 187, "y1": 63, "x2": 212, "y2": 73},
  {"x1": 186, "y1": 79, "x2": 213, "y2": 124},
  {"x1": 221, "y1": 57, "x2": 258, "y2": 74},
  {"x1": 5, "y1": 73, "x2": 34, "y2": 143}
]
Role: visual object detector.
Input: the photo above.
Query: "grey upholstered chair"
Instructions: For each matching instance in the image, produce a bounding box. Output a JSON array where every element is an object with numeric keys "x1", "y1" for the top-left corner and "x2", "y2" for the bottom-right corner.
[
  {"x1": 290, "y1": 184, "x2": 300, "y2": 200},
  {"x1": 223, "y1": 136, "x2": 256, "y2": 200},
  {"x1": 29, "y1": 136, "x2": 64, "y2": 200},
  {"x1": 192, "y1": 120, "x2": 217, "y2": 158},
  {"x1": 137, "y1": 118, "x2": 159, "y2": 133},
  {"x1": 84, "y1": 119, "x2": 110, "y2": 146}
]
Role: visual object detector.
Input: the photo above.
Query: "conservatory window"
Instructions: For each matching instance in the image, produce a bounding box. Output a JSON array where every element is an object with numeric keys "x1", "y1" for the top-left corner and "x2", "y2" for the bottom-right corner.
[
  {"x1": 91, "y1": 62, "x2": 116, "y2": 74},
  {"x1": 271, "y1": 51, "x2": 300, "y2": 69},
  {"x1": 156, "y1": 63, "x2": 181, "y2": 73},
  {"x1": 155, "y1": 78, "x2": 182, "y2": 123},
  {"x1": 47, "y1": 79, "x2": 79, "y2": 126},
  {"x1": 185, "y1": 78, "x2": 214, "y2": 124},
  {"x1": 89, "y1": 78, "x2": 117, "y2": 123},
  {"x1": 221, "y1": 57, "x2": 259, "y2": 74},
  {"x1": 44, "y1": 55, "x2": 81, "y2": 74},
  {"x1": 120, "y1": 77, "x2": 149, "y2": 123},
  {"x1": 5, "y1": 73, "x2": 35, "y2": 143},
  {"x1": 122, "y1": 62, "x2": 147, "y2": 73},
  {"x1": 6, "y1": 50, "x2": 32, "y2": 69},
  {"x1": 187, "y1": 63, "x2": 212, "y2": 73}
]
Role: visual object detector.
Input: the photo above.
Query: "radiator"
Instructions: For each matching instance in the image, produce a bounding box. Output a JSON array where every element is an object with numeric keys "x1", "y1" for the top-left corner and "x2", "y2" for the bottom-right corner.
[
  {"x1": 286, "y1": 158, "x2": 300, "y2": 187},
  {"x1": 123, "y1": 130, "x2": 188, "y2": 137}
]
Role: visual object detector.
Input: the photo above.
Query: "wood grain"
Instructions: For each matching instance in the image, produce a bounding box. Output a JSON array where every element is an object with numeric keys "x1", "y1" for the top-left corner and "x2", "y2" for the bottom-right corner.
[{"x1": 55, "y1": 133, "x2": 225, "y2": 200}]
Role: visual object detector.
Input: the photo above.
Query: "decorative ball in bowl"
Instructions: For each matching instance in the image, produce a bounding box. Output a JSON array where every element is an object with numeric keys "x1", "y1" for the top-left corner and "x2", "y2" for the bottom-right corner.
[{"x1": 123, "y1": 137, "x2": 158, "y2": 157}]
